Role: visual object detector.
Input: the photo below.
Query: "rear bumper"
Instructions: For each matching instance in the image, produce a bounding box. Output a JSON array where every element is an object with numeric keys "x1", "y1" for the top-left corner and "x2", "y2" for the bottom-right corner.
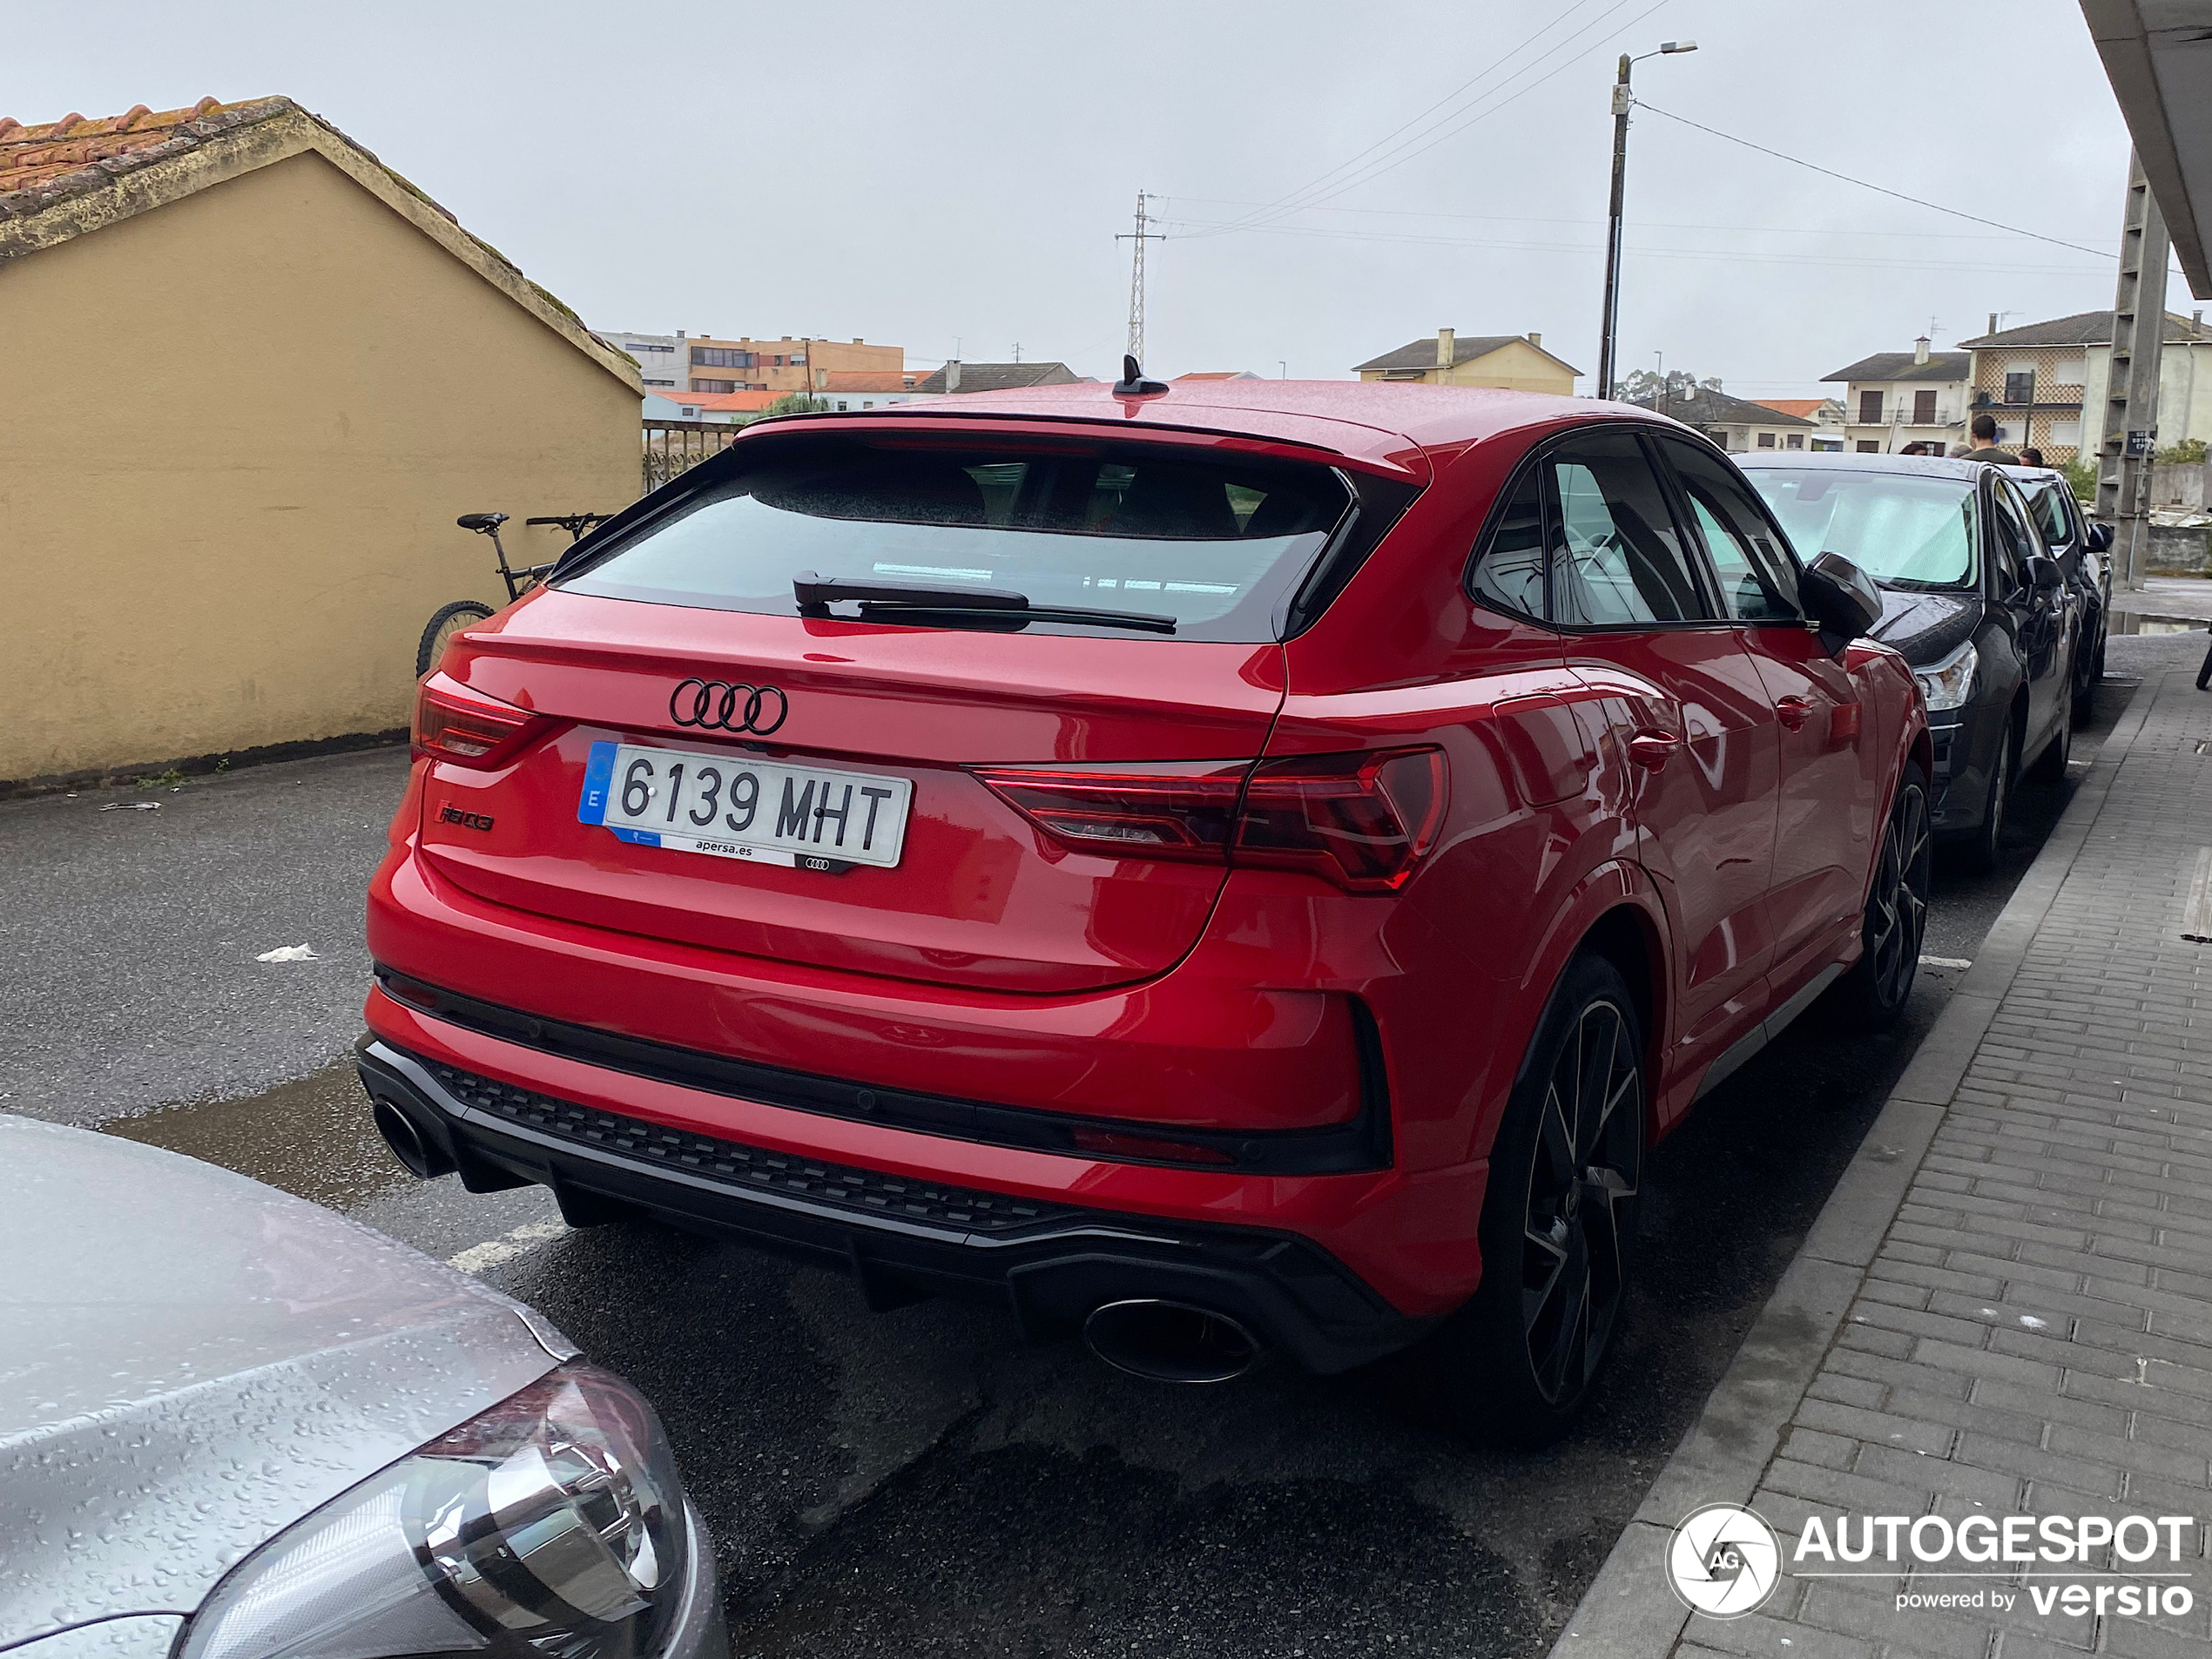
[{"x1": 358, "y1": 1036, "x2": 1438, "y2": 1374}]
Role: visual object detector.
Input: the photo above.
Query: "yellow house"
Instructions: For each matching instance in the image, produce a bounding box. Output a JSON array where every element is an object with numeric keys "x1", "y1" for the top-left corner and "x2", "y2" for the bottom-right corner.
[
  {"x1": 1354, "y1": 328, "x2": 1581, "y2": 395},
  {"x1": 0, "y1": 97, "x2": 643, "y2": 786}
]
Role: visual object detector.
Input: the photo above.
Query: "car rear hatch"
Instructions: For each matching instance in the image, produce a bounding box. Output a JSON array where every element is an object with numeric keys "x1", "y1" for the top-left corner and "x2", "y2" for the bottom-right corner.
[{"x1": 412, "y1": 421, "x2": 1396, "y2": 995}]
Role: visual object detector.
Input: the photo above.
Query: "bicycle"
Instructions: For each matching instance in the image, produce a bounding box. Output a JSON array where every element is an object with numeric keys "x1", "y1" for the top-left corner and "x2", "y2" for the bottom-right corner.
[{"x1": 416, "y1": 511, "x2": 610, "y2": 677}]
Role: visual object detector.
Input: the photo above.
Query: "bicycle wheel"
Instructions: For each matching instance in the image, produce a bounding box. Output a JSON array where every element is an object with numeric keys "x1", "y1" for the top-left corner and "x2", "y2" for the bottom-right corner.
[{"x1": 416, "y1": 601, "x2": 495, "y2": 678}]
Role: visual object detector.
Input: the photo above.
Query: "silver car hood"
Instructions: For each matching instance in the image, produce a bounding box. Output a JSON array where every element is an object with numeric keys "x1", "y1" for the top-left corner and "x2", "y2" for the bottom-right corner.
[{"x1": 0, "y1": 1116, "x2": 568, "y2": 1648}]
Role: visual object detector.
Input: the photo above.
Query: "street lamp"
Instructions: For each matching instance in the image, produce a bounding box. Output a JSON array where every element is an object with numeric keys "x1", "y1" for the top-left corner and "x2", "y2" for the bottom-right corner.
[{"x1": 1595, "y1": 39, "x2": 1696, "y2": 401}]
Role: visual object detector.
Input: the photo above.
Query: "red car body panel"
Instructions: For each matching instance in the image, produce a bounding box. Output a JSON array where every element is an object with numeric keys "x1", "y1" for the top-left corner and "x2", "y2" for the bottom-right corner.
[{"x1": 362, "y1": 383, "x2": 1923, "y2": 1337}]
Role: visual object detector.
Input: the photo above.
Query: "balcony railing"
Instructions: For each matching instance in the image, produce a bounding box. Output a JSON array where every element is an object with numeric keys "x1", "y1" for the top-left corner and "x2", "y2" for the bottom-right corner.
[{"x1": 643, "y1": 419, "x2": 744, "y2": 492}]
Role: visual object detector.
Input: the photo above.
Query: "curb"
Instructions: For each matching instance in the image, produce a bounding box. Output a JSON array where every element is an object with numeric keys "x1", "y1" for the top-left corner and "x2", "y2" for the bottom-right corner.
[{"x1": 1548, "y1": 675, "x2": 2162, "y2": 1658}]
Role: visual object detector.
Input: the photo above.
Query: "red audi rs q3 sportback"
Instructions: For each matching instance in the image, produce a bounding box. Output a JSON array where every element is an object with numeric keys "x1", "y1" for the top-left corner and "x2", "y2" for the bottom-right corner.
[{"x1": 361, "y1": 380, "x2": 1926, "y2": 1443}]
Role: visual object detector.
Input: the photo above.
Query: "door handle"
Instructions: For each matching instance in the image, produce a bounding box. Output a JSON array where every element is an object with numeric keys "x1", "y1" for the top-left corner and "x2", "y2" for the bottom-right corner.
[
  {"x1": 1627, "y1": 731, "x2": 1682, "y2": 769},
  {"x1": 1774, "y1": 695, "x2": 1816, "y2": 731}
]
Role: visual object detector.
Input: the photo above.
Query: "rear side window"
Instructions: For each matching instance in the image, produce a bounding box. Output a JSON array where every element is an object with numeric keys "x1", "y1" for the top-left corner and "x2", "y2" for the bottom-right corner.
[
  {"x1": 1661, "y1": 439, "x2": 1802, "y2": 622},
  {"x1": 1548, "y1": 434, "x2": 1710, "y2": 625},
  {"x1": 558, "y1": 434, "x2": 1353, "y2": 642},
  {"x1": 1470, "y1": 464, "x2": 1548, "y2": 617}
]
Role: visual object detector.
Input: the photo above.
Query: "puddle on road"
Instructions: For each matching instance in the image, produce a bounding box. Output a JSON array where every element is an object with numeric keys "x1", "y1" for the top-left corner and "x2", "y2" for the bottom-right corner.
[
  {"x1": 102, "y1": 1056, "x2": 415, "y2": 1211},
  {"x1": 2110, "y1": 610, "x2": 2212, "y2": 636}
]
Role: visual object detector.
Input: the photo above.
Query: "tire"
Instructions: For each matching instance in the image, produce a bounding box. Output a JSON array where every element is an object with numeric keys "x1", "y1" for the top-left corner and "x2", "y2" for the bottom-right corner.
[
  {"x1": 2074, "y1": 617, "x2": 2103, "y2": 716},
  {"x1": 2030, "y1": 691, "x2": 2072, "y2": 786},
  {"x1": 1845, "y1": 764, "x2": 1931, "y2": 1029},
  {"x1": 1434, "y1": 952, "x2": 1644, "y2": 1447},
  {"x1": 416, "y1": 601, "x2": 495, "y2": 678},
  {"x1": 1960, "y1": 726, "x2": 2012, "y2": 874}
]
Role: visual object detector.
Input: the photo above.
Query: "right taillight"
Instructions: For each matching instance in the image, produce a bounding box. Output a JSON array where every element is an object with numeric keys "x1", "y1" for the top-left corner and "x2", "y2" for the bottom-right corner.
[{"x1": 974, "y1": 746, "x2": 1446, "y2": 894}]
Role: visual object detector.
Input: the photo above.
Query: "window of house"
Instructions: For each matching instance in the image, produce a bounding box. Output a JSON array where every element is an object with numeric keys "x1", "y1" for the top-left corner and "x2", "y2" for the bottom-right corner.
[
  {"x1": 1757, "y1": 431, "x2": 1777, "y2": 448},
  {"x1": 626, "y1": 341, "x2": 676, "y2": 354},
  {"x1": 1856, "y1": 440, "x2": 1879, "y2": 453},
  {"x1": 863, "y1": 401, "x2": 876, "y2": 409},
  {"x1": 2054, "y1": 358, "x2": 2087, "y2": 388},
  {"x1": 1858, "y1": 389, "x2": 1884, "y2": 424},
  {"x1": 1786, "y1": 433, "x2": 1805, "y2": 449},
  {"x1": 837, "y1": 401, "x2": 850, "y2": 411},
  {"x1": 2004, "y1": 367, "x2": 2035, "y2": 406},
  {"x1": 1913, "y1": 389, "x2": 1938, "y2": 424},
  {"x1": 2050, "y1": 419, "x2": 2083, "y2": 447},
  {"x1": 692, "y1": 347, "x2": 755, "y2": 369},
  {"x1": 644, "y1": 379, "x2": 676, "y2": 388},
  {"x1": 691, "y1": 380, "x2": 738, "y2": 395}
]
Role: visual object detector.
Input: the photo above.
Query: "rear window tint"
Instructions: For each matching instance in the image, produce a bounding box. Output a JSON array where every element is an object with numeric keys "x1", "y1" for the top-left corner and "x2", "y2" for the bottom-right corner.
[{"x1": 559, "y1": 435, "x2": 1354, "y2": 641}]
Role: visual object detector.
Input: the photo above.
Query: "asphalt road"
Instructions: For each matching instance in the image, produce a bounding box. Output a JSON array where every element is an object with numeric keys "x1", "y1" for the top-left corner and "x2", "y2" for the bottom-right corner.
[{"x1": 3, "y1": 637, "x2": 2185, "y2": 1658}]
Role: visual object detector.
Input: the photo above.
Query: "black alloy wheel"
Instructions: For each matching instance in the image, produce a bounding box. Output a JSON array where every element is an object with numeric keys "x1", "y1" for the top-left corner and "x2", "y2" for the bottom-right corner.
[
  {"x1": 1848, "y1": 763, "x2": 1932, "y2": 1028},
  {"x1": 1439, "y1": 953, "x2": 1643, "y2": 1446}
]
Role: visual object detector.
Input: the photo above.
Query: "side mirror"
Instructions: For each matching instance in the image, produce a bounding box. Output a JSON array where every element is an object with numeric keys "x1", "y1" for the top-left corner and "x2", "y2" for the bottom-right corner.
[
  {"x1": 2084, "y1": 521, "x2": 2114, "y2": 553},
  {"x1": 2027, "y1": 554, "x2": 2065, "y2": 594},
  {"x1": 1801, "y1": 551, "x2": 1883, "y2": 653}
]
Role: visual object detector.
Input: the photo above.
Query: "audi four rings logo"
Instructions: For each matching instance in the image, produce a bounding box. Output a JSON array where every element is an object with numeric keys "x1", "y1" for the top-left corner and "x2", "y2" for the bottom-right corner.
[{"x1": 670, "y1": 678, "x2": 789, "y2": 734}]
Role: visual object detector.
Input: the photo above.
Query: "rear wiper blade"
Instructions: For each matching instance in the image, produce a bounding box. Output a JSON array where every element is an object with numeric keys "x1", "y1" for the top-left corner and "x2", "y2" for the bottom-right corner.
[
  {"x1": 793, "y1": 570, "x2": 1177, "y2": 634},
  {"x1": 795, "y1": 570, "x2": 1030, "y2": 611}
]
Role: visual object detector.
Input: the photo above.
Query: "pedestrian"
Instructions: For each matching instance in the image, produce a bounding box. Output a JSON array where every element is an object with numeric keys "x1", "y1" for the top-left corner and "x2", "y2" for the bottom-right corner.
[
  {"x1": 1947, "y1": 443, "x2": 1973, "y2": 457},
  {"x1": 1898, "y1": 441, "x2": 1929, "y2": 455},
  {"x1": 2199, "y1": 625, "x2": 2212, "y2": 692},
  {"x1": 2019, "y1": 446, "x2": 2046, "y2": 468},
  {"x1": 1960, "y1": 414, "x2": 2021, "y2": 465}
]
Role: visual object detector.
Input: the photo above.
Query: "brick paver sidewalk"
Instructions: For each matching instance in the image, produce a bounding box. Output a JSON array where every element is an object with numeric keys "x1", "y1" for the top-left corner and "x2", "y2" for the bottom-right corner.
[{"x1": 1561, "y1": 667, "x2": 2212, "y2": 1659}]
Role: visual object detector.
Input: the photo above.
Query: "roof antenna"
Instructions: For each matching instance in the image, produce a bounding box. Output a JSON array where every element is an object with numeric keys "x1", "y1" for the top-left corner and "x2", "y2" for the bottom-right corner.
[{"x1": 1113, "y1": 353, "x2": 1169, "y2": 396}]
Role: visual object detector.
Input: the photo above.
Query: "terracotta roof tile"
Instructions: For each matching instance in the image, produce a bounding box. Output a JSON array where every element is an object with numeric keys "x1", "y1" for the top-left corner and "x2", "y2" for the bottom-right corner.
[
  {"x1": 0, "y1": 97, "x2": 286, "y2": 219},
  {"x1": 1752, "y1": 398, "x2": 1831, "y2": 419}
]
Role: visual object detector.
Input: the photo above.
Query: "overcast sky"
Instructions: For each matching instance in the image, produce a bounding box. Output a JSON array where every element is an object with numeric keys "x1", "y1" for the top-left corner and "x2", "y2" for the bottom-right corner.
[{"x1": 13, "y1": 0, "x2": 2174, "y2": 395}]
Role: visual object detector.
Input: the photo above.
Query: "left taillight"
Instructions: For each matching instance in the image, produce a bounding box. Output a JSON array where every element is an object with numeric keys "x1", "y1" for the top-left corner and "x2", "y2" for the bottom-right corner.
[
  {"x1": 412, "y1": 672, "x2": 553, "y2": 770},
  {"x1": 974, "y1": 746, "x2": 1447, "y2": 894}
]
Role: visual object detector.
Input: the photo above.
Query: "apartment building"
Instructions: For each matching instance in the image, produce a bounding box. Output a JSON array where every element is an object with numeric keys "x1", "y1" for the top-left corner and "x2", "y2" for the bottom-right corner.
[
  {"x1": 1957, "y1": 308, "x2": 2212, "y2": 462},
  {"x1": 1823, "y1": 338, "x2": 1971, "y2": 454},
  {"x1": 600, "y1": 328, "x2": 903, "y2": 395}
]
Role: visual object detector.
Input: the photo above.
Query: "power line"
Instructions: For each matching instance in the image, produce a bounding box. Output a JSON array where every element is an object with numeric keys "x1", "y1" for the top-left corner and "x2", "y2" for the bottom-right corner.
[
  {"x1": 1164, "y1": 195, "x2": 2113, "y2": 244},
  {"x1": 1633, "y1": 103, "x2": 2113, "y2": 259},
  {"x1": 1154, "y1": 214, "x2": 2106, "y2": 276},
  {"x1": 1184, "y1": 0, "x2": 1659, "y2": 240}
]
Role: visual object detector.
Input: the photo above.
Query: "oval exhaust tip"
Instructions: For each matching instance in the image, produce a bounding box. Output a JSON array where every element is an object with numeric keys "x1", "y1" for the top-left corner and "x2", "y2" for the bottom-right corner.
[
  {"x1": 1082, "y1": 1298, "x2": 1262, "y2": 1384},
  {"x1": 372, "y1": 1099, "x2": 452, "y2": 1179}
]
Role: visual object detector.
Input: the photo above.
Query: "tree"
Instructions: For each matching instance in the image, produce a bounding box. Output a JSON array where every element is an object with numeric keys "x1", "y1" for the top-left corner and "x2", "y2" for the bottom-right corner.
[
  {"x1": 2155, "y1": 436, "x2": 2208, "y2": 468},
  {"x1": 1614, "y1": 368, "x2": 1723, "y2": 406},
  {"x1": 764, "y1": 393, "x2": 833, "y2": 417}
]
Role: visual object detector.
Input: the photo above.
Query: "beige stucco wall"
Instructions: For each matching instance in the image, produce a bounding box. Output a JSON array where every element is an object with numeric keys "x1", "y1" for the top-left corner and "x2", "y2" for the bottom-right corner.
[
  {"x1": 1358, "y1": 340, "x2": 1575, "y2": 395},
  {"x1": 0, "y1": 149, "x2": 640, "y2": 782}
]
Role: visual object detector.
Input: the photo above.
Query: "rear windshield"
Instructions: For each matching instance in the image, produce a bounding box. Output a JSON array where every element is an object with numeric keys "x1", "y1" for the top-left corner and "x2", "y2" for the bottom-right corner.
[
  {"x1": 1746, "y1": 468, "x2": 1979, "y2": 591},
  {"x1": 558, "y1": 433, "x2": 1354, "y2": 641}
]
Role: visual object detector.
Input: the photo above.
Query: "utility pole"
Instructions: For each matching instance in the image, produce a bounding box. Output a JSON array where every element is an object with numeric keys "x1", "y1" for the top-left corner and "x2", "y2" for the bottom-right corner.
[
  {"x1": 1012, "y1": 342, "x2": 1022, "y2": 364},
  {"x1": 1116, "y1": 191, "x2": 1165, "y2": 367},
  {"x1": 1595, "y1": 42, "x2": 1696, "y2": 401},
  {"x1": 2098, "y1": 149, "x2": 2171, "y2": 592}
]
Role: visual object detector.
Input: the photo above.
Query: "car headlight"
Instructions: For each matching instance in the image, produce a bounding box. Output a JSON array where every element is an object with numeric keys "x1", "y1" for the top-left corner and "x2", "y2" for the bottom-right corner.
[
  {"x1": 1912, "y1": 641, "x2": 1979, "y2": 712},
  {"x1": 180, "y1": 1366, "x2": 691, "y2": 1659}
]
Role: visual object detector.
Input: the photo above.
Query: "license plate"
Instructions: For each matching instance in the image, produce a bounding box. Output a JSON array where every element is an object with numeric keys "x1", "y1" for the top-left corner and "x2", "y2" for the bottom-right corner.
[{"x1": 578, "y1": 741, "x2": 912, "y2": 870}]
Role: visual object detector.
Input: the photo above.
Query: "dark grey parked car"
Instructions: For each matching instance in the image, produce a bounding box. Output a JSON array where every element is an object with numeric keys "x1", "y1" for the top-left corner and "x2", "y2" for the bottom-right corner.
[
  {"x1": 0, "y1": 1115, "x2": 727, "y2": 1659},
  {"x1": 2006, "y1": 464, "x2": 2114, "y2": 711},
  {"x1": 1739, "y1": 453, "x2": 2076, "y2": 871}
]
